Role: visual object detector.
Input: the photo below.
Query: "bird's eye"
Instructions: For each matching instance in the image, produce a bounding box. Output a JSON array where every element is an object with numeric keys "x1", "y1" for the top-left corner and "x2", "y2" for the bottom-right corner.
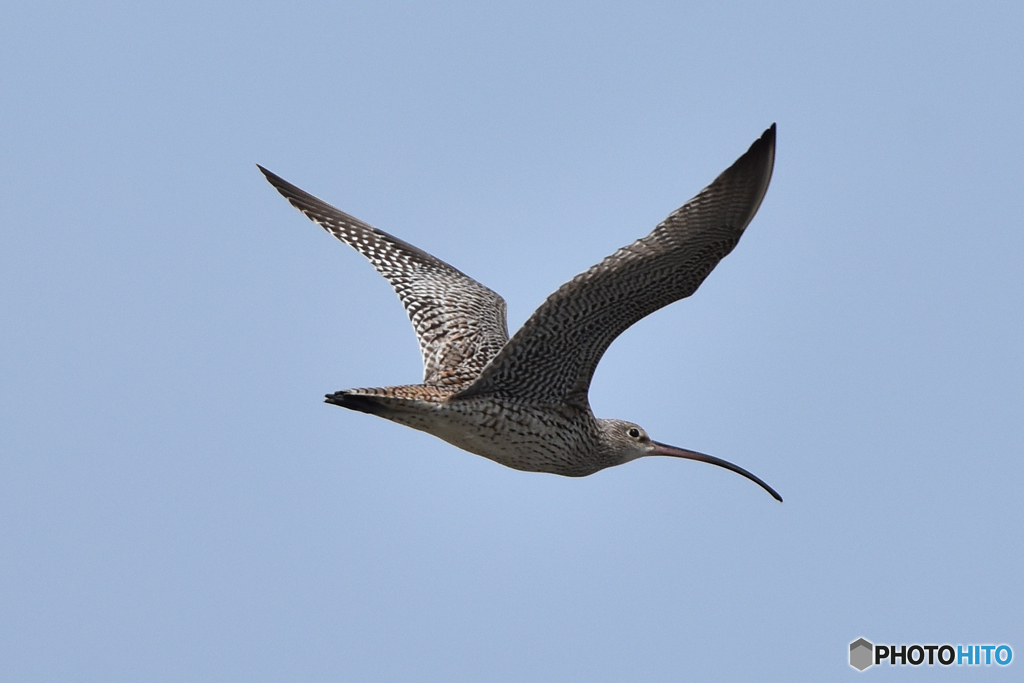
[{"x1": 627, "y1": 428, "x2": 641, "y2": 438}]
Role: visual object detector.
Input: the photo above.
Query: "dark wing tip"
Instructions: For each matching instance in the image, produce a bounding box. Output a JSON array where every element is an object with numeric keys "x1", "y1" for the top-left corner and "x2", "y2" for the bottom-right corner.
[
  {"x1": 256, "y1": 164, "x2": 320, "y2": 208},
  {"x1": 735, "y1": 123, "x2": 776, "y2": 173},
  {"x1": 256, "y1": 163, "x2": 281, "y2": 187},
  {"x1": 256, "y1": 165, "x2": 377, "y2": 239},
  {"x1": 325, "y1": 391, "x2": 384, "y2": 416},
  {"x1": 747, "y1": 122, "x2": 776, "y2": 167},
  {"x1": 708, "y1": 123, "x2": 776, "y2": 232}
]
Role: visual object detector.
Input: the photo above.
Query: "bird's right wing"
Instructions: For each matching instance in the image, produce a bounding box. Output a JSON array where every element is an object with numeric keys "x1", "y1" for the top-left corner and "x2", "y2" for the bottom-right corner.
[
  {"x1": 259, "y1": 166, "x2": 509, "y2": 389},
  {"x1": 456, "y1": 125, "x2": 776, "y2": 405}
]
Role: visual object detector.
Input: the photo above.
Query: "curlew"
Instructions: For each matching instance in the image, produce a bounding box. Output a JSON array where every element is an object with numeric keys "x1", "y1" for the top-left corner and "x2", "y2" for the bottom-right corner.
[{"x1": 259, "y1": 124, "x2": 781, "y2": 500}]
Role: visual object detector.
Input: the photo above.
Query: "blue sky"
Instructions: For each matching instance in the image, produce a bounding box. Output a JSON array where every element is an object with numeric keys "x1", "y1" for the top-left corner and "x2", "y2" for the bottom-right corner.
[{"x1": 2, "y1": 1, "x2": 1022, "y2": 679}]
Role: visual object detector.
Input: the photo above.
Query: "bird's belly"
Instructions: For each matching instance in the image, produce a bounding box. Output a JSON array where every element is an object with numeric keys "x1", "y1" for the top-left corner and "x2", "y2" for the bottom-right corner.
[{"x1": 404, "y1": 401, "x2": 597, "y2": 477}]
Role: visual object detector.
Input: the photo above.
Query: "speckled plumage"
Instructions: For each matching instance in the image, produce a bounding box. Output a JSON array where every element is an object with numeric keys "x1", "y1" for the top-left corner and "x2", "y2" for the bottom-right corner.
[{"x1": 259, "y1": 124, "x2": 782, "y2": 500}]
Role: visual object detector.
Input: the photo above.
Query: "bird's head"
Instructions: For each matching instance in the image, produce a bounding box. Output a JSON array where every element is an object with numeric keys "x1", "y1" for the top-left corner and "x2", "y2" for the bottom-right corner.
[{"x1": 597, "y1": 419, "x2": 782, "y2": 501}]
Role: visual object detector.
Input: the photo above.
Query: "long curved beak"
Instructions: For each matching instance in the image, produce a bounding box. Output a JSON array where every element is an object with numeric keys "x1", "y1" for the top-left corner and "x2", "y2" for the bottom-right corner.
[{"x1": 651, "y1": 441, "x2": 782, "y2": 502}]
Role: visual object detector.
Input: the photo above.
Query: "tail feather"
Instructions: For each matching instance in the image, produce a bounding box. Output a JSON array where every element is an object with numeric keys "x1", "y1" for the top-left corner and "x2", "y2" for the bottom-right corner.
[
  {"x1": 325, "y1": 386, "x2": 453, "y2": 433},
  {"x1": 325, "y1": 392, "x2": 386, "y2": 415}
]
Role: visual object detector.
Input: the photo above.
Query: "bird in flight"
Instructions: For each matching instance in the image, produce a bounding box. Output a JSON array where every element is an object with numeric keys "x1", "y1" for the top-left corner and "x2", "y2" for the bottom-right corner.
[{"x1": 259, "y1": 124, "x2": 780, "y2": 500}]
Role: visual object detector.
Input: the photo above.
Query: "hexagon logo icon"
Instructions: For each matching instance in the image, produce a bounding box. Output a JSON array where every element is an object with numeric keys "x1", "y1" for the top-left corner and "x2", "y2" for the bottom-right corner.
[{"x1": 850, "y1": 638, "x2": 874, "y2": 671}]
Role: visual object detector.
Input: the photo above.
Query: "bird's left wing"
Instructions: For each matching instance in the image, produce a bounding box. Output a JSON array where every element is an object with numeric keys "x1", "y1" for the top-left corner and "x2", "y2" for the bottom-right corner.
[
  {"x1": 259, "y1": 166, "x2": 509, "y2": 388},
  {"x1": 456, "y1": 125, "x2": 775, "y2": 405}
]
